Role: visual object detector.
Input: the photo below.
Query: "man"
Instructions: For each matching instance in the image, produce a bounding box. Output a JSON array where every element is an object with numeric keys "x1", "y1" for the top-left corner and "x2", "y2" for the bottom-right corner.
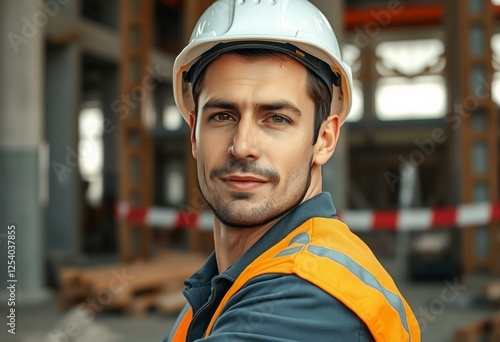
[{"x1": 166, "y1": 0, "x2": 420, "y2": 341}]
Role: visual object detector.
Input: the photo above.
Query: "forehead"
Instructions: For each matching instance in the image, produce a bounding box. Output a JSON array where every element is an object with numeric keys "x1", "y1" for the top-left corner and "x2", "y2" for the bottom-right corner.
[
  {"x1": 200, "y1": 53, "x2": 309, "y2": 94},
  {"x1": 196, "y1": 53, "x2": 316, "y2": 127}
]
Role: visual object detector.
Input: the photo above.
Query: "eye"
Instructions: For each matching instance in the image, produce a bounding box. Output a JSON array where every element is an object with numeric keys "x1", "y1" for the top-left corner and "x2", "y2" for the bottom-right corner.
[
  {"x1": 210, "y1": 113, "x2": 234, "y2": 122},
  {"x1": 267, "y1": 114, "x2": 292, "y2": 124}
]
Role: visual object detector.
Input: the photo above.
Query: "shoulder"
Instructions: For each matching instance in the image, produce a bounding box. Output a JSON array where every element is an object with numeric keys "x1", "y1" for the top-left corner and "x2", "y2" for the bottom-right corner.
[{"x1": 210, "y1": 273, "x2": 374, "y2": 342}]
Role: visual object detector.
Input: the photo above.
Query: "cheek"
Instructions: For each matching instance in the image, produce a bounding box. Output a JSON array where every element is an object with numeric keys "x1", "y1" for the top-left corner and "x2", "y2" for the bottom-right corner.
[
  {"x1": 196, "y1": 135, "x2": 222, "y2": 173},
  {"x1": 271, "y1": 142, "x2": 312, "y2": 176},
  {"x1": 195, "y1": 152, "x2": 212, "y2": 192},
  {"x1": 274, "y1": 134, "x2": 312, "y2": 158}
]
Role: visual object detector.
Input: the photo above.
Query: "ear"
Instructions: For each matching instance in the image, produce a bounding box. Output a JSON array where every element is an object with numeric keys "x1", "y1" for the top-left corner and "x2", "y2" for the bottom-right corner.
[
  {"x1": 313, "y1": 114, "x2": 340, "y2": 166},
  {"x1": 189, "y1": 111, "x2": 197, "y2": 159}
]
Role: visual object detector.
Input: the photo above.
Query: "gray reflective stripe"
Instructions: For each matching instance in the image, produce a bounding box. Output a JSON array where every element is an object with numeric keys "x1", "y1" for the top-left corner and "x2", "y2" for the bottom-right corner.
[
  {"x1": 307, "y1": 245, "x2": 410, "y2": 337},
  {"x1": 275, "y1": 233, "x2": 310, "y2": 257},
  {"x1": 275, "y1": 245, "x2": 303, "y2": 257},
  {"x1": 290, "y1": 232, "x2": 310, "y2": 245}
]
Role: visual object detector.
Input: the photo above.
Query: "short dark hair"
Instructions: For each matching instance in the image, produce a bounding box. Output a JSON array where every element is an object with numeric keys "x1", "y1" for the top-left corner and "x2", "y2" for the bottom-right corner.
[{"x1": 192, "y1": 49, "x2": 332, "y2": 144}]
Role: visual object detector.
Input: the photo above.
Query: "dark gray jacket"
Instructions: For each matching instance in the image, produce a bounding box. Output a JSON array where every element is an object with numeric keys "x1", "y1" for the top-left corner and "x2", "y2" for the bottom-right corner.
[{"x1": 165, "y1": 193, "x2": 374, "y2": 341}]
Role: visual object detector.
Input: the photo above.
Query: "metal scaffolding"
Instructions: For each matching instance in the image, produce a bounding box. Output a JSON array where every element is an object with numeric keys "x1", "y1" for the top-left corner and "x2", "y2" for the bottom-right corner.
[
  {"x1": 446, "y1": 0, "x2": 499, "y2": 274},
  {"x1": 118, "y1": 0, "x2": 155, "y2": 261}
]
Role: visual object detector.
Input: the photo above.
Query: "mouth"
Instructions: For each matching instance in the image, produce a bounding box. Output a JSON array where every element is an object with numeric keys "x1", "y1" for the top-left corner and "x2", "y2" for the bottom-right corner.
[{"x1": 220, "y1": 174, "x2": 268, "y2": 192}]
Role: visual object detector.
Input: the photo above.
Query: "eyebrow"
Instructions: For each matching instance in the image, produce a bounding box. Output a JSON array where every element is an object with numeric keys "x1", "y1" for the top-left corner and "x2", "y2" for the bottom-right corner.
[
  {"x1": 202, "y1": 99, "x2": 238, "y2": 112},
  {"x1": 202, "y1": 98, "x2": 302, "y2": 116}
]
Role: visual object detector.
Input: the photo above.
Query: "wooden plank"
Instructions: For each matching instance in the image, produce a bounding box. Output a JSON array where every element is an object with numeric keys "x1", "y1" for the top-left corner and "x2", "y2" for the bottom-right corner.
[
  {"x1": 454, "y1": 320, "x2": 490, "y2": 342},
  {"x1": 156, "y1": 291, "x2": 187, "y2": 315},
  {"x1": 56, "y1": 252, "x2": 205, "y2": 314},
  {"x1": 125, "y1": 291, "x2": 164, "y2": 317},
  {"x1": 484, "y1": 281, "x2": 500, "y2": 302},
  {"x1": 490, "y1": 315, "x2": 500, "y2": 342},
  {"x1": 454, "y1": 313, "x2": 500, "y2": 342}
]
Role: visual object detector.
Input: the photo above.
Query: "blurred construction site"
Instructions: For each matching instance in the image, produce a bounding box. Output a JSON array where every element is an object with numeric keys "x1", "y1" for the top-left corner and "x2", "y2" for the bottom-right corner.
[{"x1": 1, "y1": 0, "x2": 500, "y2": 341}]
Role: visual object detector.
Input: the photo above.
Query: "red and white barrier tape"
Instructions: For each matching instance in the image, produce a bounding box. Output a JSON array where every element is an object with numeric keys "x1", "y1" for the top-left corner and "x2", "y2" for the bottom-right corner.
[{"x1": 116, "y1": 202, "x2": 500, "y2": 232}]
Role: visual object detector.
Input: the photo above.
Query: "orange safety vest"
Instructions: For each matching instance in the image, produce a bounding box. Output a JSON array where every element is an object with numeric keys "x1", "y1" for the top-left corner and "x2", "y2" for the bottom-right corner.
[{"x1": 170, "y1": 217, "x2": 421, "y2": 341}]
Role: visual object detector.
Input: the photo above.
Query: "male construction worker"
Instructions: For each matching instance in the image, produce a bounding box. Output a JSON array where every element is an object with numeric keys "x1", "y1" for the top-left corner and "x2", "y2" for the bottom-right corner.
[{"x1": 166, "y1": 0, "x2": 420, "y2": 341}]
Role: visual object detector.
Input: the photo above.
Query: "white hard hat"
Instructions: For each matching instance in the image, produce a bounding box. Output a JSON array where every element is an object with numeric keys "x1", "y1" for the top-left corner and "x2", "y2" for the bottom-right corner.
[{"x1": 173, "y1": 0, "x2": 353, "y2": 124}]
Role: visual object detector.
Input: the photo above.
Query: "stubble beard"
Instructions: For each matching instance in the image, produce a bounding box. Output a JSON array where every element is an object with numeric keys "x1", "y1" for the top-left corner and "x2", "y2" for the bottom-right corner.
[{"x1": 197, "y1": 157, "x2": 313, "y2": 229}]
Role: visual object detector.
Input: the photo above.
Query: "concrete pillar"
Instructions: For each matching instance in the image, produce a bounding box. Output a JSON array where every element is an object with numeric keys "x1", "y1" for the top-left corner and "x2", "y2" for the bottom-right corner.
[
  {"x1": 0, "y1": 0, "x2": 50, "y2": 304},
  {"x1": 44, "y1": 0, "x2": 83, "y2": 261},
  {"x1": 45, "y1": 43, "x2": 82, "y2": 259},
  {"x1": 310, "y1": 0, "x2": 350, "y2": 210}
]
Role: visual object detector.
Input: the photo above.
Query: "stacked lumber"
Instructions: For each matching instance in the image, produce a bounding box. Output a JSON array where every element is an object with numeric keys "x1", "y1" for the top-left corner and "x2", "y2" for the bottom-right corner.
[
  {"x1": 485, "y1": 281, "x2": 500, "y2": 304},
  {"x1": 454, "y1": 313, "x2": 500, "y2": 342},
  {"x1": 57, "y1": 251, "x2": 206, "y2": 316}
]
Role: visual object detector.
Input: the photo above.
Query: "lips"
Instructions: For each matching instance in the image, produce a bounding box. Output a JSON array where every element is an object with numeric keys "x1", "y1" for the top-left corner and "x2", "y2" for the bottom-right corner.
[{"x1": 220, "y1": 174, "x2": 268, "y2": 191}]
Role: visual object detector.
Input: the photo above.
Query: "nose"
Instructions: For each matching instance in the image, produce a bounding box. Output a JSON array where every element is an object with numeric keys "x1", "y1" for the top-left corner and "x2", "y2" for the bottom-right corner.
[{"x1": 228, "y1": 120, "x2": 260, "y2": 160}]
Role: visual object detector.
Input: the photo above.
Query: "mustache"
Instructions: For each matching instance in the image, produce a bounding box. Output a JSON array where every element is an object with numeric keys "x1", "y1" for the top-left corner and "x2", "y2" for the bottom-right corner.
[{"x1": 210, "y1": 159, "x2": 280, "y2": 182}]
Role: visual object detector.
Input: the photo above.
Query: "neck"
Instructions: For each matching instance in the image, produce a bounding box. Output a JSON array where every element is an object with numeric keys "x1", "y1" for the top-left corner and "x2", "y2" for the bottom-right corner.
[
  {"x1": 213, "y1": 218, "x2": 279, "y2": 273},
  {"x1": 213, "y1": 167, "x2": 324, "y2": 273}
]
